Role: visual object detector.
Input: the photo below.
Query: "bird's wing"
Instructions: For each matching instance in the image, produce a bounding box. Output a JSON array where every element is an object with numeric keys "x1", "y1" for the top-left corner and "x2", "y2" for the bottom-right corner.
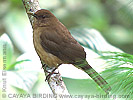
[{"x1": 40, "y1": 27, "x2": 86, "y2": 63}]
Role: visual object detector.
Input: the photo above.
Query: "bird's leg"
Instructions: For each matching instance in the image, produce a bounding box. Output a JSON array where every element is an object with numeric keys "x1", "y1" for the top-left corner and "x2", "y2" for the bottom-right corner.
[
  {"x1": 45, "y1": 64, "x2": 61, "y2": 81},
  {"x1": 40, "y1": 61, "x2": 50, "y2": 74},
  {"x1": 45, "y1": 67, "x2": 58, "y2": 81},
  {"x1": 41, "y1": 62, "x2": 61, "y2": 81},
  {"x1": 41, "y1": 61, "x2": 46, "y2": 69},
  {"x1": 41, "y1": 63, "x2": 47, "y2": 69},
  {"x1": 41, "y1": 62, "x2": 55, "y2": 81},
  {"x1": 41, "y1": 61, "x2": 50, "y2": 73}
]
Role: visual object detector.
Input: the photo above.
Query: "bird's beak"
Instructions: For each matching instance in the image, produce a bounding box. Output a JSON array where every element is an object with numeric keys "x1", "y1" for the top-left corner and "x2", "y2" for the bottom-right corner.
[{"x1": 27, "y1": 12, "x2": 37, "y2": 18}]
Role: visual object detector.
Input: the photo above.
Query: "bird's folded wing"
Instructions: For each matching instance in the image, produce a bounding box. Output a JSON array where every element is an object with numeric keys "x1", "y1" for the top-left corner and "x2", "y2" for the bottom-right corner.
[{"x1": 40, "y1": 28, "x2": 86, "y2": 63}]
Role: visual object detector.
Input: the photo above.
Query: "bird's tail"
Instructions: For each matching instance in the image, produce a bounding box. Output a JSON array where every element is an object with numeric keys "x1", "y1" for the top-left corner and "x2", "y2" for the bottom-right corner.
[{"x1": 73, "y1": 60, "x2": 111, "y2": 94}]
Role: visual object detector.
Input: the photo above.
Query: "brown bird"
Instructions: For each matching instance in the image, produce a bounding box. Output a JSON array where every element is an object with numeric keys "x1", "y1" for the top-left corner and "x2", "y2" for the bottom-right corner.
[{"x1": 28, "y1": 9, "x2": 111, "y2": 94}]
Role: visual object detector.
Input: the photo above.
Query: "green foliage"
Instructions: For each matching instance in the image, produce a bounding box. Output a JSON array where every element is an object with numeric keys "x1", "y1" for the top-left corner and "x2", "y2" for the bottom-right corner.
[
  {"x1": 0, "y1": 33, "x2": 13, "y2": 69},
  {"x1": 0, "y1": 33, "x2": 38, "y2": 93},
  {"x1": 100, "y1": 52, "x2": 133, "y2": 100},
  {"x1": 63, "y1": 77, "x2": 104, "y2": 95},
  {"x1": 70, "y1": 28, "x2": 133, "y2": 99},
  {"x1": 0, "y1": 34, "x2": 30, "y2": 70},
  {"x1": 102, "y1": 67, "x2": 132, "y2": 95},
  {"x1": 9, "y1": 59, "x2": 30, "y2": 70},
  {"x1": 101, "y1": 52, "x2": 133, "y2": 67},
  {"x1": 62, "y1": 51, "x2": 133, "y2": 100}
]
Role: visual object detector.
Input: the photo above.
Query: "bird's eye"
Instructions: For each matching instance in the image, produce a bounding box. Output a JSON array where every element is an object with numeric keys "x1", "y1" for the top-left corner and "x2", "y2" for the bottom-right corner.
[{"x1": 42, "y1": 15, "x2": 46, "y2": 18}]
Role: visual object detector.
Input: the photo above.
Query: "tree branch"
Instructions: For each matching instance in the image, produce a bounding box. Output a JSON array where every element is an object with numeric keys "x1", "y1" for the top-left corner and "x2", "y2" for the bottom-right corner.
[
  {"x1": 22, "y1": 0, "x2": 69, "y2": 99},
  {"x1": 22, "y1": 0, "x2": 40, "y2": 25}
]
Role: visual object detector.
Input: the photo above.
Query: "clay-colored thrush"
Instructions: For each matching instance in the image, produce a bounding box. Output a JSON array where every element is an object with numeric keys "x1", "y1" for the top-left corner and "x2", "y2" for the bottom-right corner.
[{"x1": 29, "y1": 9, "x2": 111, "y2": 93}]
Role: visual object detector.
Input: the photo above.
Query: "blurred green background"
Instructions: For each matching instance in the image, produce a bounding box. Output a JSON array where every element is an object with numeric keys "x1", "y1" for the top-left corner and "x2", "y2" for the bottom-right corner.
[
  {"x1": 0, "y1": 0, "x2": 133, "y2": 58},
  {"x1": 0, "y1": 0, "x2": 133, "y2": 100}
]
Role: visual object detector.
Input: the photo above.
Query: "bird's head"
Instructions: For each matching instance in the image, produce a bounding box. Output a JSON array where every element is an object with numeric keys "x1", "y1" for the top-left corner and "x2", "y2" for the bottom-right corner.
[
  {"x1": 28, "y1": 9, "x2": 57, "y2": 28},
  {"x1": 28, "y1": 9, "x2": 54, "y2": 19}
]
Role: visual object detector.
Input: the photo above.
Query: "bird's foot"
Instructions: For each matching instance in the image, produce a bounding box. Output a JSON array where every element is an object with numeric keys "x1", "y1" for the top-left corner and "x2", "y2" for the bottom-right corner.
[
  {"x1": 41, "y1": 63, "x2": 47, "y2": 69},
  {"x1": 45, "y1": 68, "x2": 58, "y2": 81},
  {"x1": 40, "y1": 62, "x2": 59, "y2": 81}
]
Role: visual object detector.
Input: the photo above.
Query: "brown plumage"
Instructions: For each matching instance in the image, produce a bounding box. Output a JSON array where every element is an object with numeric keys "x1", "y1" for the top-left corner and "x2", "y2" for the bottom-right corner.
[{"x1": 30, "y1": 9, "x2": 111, "y2": 93}]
